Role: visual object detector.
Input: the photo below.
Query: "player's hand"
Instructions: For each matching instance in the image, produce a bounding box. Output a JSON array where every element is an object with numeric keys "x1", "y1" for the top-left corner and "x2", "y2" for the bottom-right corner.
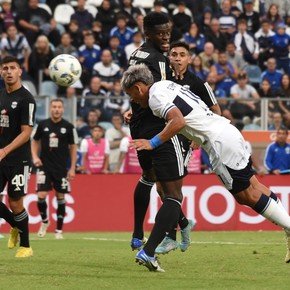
[
  {"x1": 123, "y1": 110, "x2": 132, "y2": 124},
  {"x1": 33, "y1": 158, "x2": 43, "y2": 167},
  {"x1": 272, "y1": 169, "x2": 280, "y2": 175},
  {"x1": 67, "y1": 168, "x2": 75, "y2": 180},
  {"x1": 130, "y1": 139, "x2": 153, "y2": 151}
]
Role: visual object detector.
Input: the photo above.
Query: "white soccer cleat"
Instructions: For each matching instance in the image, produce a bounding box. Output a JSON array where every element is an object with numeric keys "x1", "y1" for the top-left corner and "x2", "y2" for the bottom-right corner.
[
  {"x1": 37, "y1": 221, "x2": 50, "y2": 238},
  {"x1": 155, "y1": 237, "x2": 179, "y2": 255},
  {"x1": 55, "y1": 230, "x2": 64, "y2": 240}
]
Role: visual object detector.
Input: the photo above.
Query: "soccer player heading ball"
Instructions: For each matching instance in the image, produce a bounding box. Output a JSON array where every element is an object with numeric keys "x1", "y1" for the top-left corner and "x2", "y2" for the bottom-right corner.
[{"x1": 122, "y1": 63, "x2": 290, "y2": 271}]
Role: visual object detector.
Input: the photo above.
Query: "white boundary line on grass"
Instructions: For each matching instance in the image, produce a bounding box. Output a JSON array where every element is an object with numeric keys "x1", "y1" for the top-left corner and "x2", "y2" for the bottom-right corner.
[{"x1": 82, "y1": 237, "x2": 282, "y2": 245}]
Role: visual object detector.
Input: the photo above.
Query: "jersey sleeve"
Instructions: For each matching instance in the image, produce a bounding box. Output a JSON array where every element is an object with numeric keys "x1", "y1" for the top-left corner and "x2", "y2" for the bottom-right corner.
[
  {"x1": 119, "y1": 137, "x2": 129, "y2": 153},
  {"x1": 32, "y1": 123, "x2": 42, "y2": 141},
  {"x1": 149, "y1": 93, "x2": 176, "y2": 120},
  {"x1": 104, "y1": 139, "x2": 110, "y2": 155},
  {"x1": 20, "y1": 95, "x2": 36, "y2": 127},
  {"x1": 80, "y1": 139, "x2": 88, "y2": 153},
  {"x1": 67, "y1": 124, "x2": 79, "y2": 145},
  {"x1": 189, "y1": 75, "x2": 217, "y2": 108}
]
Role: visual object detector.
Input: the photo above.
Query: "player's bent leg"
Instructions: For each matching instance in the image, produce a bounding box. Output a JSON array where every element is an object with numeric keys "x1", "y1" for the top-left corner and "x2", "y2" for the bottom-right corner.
[{"x1": 0, "y1": 201, "x2": 16, "y2": 228}]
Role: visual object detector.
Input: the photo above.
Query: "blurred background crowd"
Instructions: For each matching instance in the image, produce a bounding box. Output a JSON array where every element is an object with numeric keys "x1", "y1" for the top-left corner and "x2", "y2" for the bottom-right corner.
[{"x1": 0, "y1": 0, "x2": 289, "y2": 174}]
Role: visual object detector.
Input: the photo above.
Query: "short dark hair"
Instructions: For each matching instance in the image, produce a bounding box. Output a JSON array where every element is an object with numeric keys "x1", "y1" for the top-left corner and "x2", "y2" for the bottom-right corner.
[
  {"x1": 0, "y1": 56, "x2": 21, "y2": 67},
  {"x1": 143, "y1": 12, "x2": 170, "y2": 32},
  {"x1": 50, "y1": 98, "x2": 64, "y2": 105},
  {"x1": 277, "y1": 126, "x2": 288, "y2": 135},
  {"x1": 170, "y1": 41, "x2": 189, "y2": 51}
]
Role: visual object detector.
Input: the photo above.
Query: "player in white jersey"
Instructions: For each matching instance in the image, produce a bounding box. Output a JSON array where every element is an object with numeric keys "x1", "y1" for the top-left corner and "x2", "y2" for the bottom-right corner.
[{"x1": 121, "y1": 63, "x2": 290, "y2": 268}]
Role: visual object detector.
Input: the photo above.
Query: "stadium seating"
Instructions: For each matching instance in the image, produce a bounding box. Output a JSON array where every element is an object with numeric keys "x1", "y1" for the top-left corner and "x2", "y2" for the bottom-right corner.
[
  {"x1": 38, "y1": 3, "x2": 52, "y2": 15},
  {"x1": 53, "y1": 4, "x2": 75, "y2": 25},
  {"x1": 87, "y1": 0, "x2": 103, "y2": 7},
  {"x1": 133, "y1": 0, "x2": 154, "y2": 9},
  {"x1": 85, "y1": 4, "x2": 98, "y2": 17},
  {"x1": 244, "y1": 65, "x2": 262, "y2": 86},
  {"x1": 22, "y1": 80, "x2": 37, "y2": 97}
]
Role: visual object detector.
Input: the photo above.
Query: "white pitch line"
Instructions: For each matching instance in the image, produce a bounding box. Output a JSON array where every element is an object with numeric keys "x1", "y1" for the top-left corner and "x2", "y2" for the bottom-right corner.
[{"x1": 82, "y1": 237, "x2": 282, "y2": 245}]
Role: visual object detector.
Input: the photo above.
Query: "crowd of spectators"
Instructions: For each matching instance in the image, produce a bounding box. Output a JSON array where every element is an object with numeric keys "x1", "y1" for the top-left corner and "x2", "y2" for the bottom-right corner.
[{"x1": 0, "y1": 0, "x2": 289, "y2": 173}]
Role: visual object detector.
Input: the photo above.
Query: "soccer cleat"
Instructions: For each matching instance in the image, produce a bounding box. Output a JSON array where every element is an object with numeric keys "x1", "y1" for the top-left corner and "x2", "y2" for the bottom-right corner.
[
  {"x1": 8, "y1": 227, "x2": 19, "y2": 249},
  {"x1": 55, "y1": 230, "x2": 64, "y2": 240},
  {"x1": 15, "y1": 247, "x2": 33, "y2": 258},
  {"x1": 131, "y1": 237, "x2": 148, "y2": 251},
  {"x1": 37, "y1": 221, "x2": 50, "y2": 238},
  {"x1": 180, "y1": 219, "x2": 196, "y2": 252},
  {"x1": 135, "y1": 249, "x2": 165, "y2": 272},
  {"x1": 155, "y1": 237, "x2": 179, "y2": 255},
  {"x1": 285, "y1": 234, "x2": 290, "y2": 263}
]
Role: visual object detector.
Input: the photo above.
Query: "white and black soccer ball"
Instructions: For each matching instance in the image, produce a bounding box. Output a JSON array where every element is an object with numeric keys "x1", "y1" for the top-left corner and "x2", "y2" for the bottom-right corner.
[{"x1": 49, "y1": 54, "x2": 82, "y2": 87}]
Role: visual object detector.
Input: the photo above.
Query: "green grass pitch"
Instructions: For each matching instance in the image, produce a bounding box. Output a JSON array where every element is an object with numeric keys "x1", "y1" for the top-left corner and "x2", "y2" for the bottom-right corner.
[{"x1": 0, "y1": 231, "x2": 289, "y2": 290}]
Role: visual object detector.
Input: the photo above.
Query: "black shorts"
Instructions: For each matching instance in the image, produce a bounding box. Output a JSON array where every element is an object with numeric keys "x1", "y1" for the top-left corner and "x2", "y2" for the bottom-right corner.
[
  {"x1": 36, "y1": 167, "x2": 70, "y2": 193},
  {"x1": 226, "y1": 158, "x2": 255, "y2": 195},
  {"x1": 137, "y1": 134, "x2": 191, "y2": 182},
  {"x1": 0, "y1": 163, "x2": 31, "y2": 199}
]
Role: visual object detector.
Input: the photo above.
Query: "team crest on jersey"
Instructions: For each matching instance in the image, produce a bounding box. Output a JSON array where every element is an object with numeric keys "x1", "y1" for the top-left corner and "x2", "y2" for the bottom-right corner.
[
  {"x1": 60, "y1": 128, "x2": 66, "y2": 134},
  {"x1": 11, "y1": 102, "x2": 18, "y2": 109}
]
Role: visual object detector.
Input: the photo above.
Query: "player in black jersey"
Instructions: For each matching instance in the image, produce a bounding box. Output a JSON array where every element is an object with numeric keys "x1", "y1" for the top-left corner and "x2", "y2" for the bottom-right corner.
[
  {"x1": 169, "y1": 41, "x2": 221, "y2": 116},
  {"x1": 0, "y1": 56, "x2": 36, "y2": 258},
  {"x1": 125, "y1": 12, "x2": 193, "y2": 271},
  {"x1": 31, "y1": 99, "x2": 78, "y2": 239},
  {"x1": 153, "y1": 41, "x2": 223, "y2": 254}
]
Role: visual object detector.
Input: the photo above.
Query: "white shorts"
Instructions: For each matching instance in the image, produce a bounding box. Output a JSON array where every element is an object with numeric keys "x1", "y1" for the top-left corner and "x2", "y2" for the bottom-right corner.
[
  {"x1": 203, "y1": 124, "x2": 251, "y2": 192},
  {"x1": 207, "y1": 124, "x2": 250, "y2": 170}
]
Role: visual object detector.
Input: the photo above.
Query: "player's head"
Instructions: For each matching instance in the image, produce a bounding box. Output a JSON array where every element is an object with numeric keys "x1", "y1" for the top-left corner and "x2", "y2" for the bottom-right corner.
[
  {"x1": 0, "y1": 56, "x2": 22, "y2": 86},
  {"x1": 169, "y1": 41, "x2": 191, "y2": 74},
  {"x1": 50, "y1": 98, "x2": 64, "y2": 121},
  {"x1": 143, "y1": 12, "x2": 171, "y2": 52},
  {"x1": 121, "y1": 64, "x2": 153, "y2": 108}
]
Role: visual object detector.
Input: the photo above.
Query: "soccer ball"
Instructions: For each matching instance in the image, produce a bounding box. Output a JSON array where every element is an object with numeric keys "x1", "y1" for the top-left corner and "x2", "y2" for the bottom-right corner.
[{"x1": 49, "y1": 54, "x2": 82, "y2": 87}]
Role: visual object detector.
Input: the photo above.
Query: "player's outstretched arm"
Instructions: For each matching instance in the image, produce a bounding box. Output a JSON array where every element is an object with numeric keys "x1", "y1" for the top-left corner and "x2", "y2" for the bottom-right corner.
[{"x1": 131, "y1": 107, "x2": 185, "y2": 151}]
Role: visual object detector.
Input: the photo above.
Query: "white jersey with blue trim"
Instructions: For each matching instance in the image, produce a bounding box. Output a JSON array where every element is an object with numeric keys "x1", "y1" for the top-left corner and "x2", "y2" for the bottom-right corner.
[{"x1": 149, "y1": 80, "x2": 231, "y2": 145}]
